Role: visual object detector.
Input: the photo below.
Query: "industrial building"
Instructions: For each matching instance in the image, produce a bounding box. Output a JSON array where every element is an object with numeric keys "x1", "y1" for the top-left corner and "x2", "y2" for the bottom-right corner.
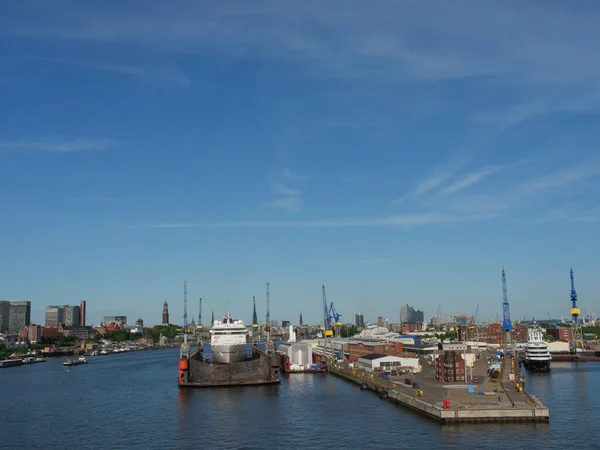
[
  {"x1": 457, "y1": 322, "x2": 528, "y2": 344},
  {"x1": 357, "y1": 354, "x2": 420, "y2": 373}
]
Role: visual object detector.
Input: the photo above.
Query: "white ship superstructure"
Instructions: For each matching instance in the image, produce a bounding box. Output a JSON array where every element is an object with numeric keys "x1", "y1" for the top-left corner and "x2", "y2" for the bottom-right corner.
[
  {"x1": 523, "y1": 324, "x2": 551, "y2": 372},
  {"x1": 210, "y1": 314, "x2": 248, "y2": 364}
]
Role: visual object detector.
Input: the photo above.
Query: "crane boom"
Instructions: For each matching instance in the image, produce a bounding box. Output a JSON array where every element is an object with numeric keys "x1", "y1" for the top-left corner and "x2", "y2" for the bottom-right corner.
[
  {"x1": 322, "y1": 285, "x2": 333, "y2": 337},
  {"x1": 501, "y1": 267, "x2": 513, "y2": 332}
]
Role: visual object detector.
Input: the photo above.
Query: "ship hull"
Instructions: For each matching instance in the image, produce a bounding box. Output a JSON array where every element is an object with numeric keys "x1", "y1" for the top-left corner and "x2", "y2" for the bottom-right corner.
[
  {"x1": 522, "y1": 358, "x2": 551, "y2": 372},
  {"x1": 211, "y1": 344, "x2": 247, "y2": 364}
]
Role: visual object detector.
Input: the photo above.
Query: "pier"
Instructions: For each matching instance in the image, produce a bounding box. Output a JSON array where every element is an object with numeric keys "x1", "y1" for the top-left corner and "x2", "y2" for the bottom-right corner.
[{"x1": 327, "y1": 355, "x2": 549, "y2": 424}]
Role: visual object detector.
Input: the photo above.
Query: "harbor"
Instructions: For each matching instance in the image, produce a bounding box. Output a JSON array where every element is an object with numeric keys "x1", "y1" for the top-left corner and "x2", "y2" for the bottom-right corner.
[{"x1": 327, "y1": 353, "x2": 549, "y2": 424}]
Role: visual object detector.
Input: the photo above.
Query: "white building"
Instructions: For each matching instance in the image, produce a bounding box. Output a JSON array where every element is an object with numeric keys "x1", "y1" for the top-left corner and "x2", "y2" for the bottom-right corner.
[
  {"x1": 279, "y1": 342, "x2": 313, "y2": 370},
  {"x1": 357, "y1": 354, "x2": 420, "y2": 373}
]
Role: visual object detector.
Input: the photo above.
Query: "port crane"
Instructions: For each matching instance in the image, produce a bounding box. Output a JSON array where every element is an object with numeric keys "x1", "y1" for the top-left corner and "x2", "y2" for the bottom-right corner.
[
  {"x1": 569, "y1": 269, "x2": 584, "y2": 353},
  {"x1": 501, "y1": 267, "x2": 513, "y2": 347},
  {"x1": 328, "y1": 302, "x2": 342, "y2": 338},
  {"x1": 322, "y1": 285, "x2": 333, "y2": 337}
]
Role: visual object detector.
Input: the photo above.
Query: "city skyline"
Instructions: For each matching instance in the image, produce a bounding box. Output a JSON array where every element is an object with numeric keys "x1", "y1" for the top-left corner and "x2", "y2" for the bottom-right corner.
[{"x1": 2, "y1": 2, "x2": 600, "y2": 326}]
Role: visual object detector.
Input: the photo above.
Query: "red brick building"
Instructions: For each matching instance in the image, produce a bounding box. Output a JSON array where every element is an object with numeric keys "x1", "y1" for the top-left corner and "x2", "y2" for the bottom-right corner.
[
  {"x1": 546, "y1": 327, "x2": 573, "y2": 342},
  {"x1": 458, "y1": 322, "x2": 528, "y2": 344},
  {"x1": 41, "y1": 327, "x2": 60, "y2": 338},
  {"x1": 435, "y1": 348, "x2": 466, "y2": 382},
  {"x1": 348, "y1": 342, "x2": 388, "y2": 362},
  {"x1": 386, "y1": 341, "x2": 404, "y2": 356},
  {"x1": 401, "y1": 323, "x2": 423, "y2": 334}
]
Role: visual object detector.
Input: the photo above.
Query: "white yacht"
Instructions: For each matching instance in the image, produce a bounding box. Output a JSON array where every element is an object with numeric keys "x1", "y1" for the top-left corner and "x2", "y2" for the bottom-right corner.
[
  {"x1": 210, "y1": 314, "x2": 248, "y2": 364},
  {"x1": 523, "y1": 324, "x2": 551, "y2": 372}
]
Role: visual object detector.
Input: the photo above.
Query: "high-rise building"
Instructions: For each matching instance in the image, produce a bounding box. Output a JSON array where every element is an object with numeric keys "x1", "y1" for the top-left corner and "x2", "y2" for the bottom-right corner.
[
  {"x1": 282, "y1": 320, "x2": 290, "y2": 327},
  {"x1": 355, "y1": 312, "x2": 365, "y2": 329},
  {"x1": 400, "y1": 304, "x2": 424, "y2": 324},
  {"x1": 63, "y1": 305, "x2": 81, "y2": 327},
  {"x1": 0, "y1": 301, "x2": 9, "y2": 333},
  {"x1": 45, "y1": 306, "x2": 63, "y2": 327},
  {"x1": 162, "y1": 300, "x2": 169, "y2": 325},
  {"x1": 79, "y1": 300, "x2": 86, "y2": 327},
  {"x1": 8, "y1": 301, "x2": 31, "y2": 333}
]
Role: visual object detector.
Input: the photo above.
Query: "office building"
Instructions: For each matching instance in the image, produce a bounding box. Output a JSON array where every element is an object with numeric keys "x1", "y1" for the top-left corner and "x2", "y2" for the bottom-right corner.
[
  {"x1": 45, "y1": 306, "x2": 63, "y2": 327},
  {"x1": 79, "y1": 300, "x2": 86, "y2": 327},
  {"x1": 8, "y1": 301, "x2": 31, "y2": 333},
  {"x1": 63, "y1": 305, "x2": 81, "y2": 327},
  {"x1": 355, "y1": 312, "x2": 365, "y2": 329},
  {"x1": 0, "y1": 301, "x2": 9, "y2": 333}
]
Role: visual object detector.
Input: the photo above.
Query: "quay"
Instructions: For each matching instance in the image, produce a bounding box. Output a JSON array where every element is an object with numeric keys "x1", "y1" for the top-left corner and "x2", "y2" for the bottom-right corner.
[{"x1": 327, "y1": 355, "x2": 549, "y2": 424}]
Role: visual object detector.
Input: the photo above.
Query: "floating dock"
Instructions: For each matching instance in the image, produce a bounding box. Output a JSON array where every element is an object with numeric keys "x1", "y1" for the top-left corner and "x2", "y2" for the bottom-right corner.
[
  {"x1": 178, "y1": 345, "x2": 280, "y2": 388},
  {"x1": 328, "y1": 355, "x2": 549, "y2": 424}
]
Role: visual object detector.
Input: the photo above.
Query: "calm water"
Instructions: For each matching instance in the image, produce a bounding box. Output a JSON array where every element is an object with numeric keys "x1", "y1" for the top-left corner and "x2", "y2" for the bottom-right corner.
[{"x1": 1, "y1": 349, "x2": 599, "y2": 449}]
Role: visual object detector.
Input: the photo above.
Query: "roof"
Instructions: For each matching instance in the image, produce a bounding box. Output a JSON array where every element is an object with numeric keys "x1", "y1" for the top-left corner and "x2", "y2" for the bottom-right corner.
[{"x1": 358, "y1": 353, "x2": 388, "y2": 360}]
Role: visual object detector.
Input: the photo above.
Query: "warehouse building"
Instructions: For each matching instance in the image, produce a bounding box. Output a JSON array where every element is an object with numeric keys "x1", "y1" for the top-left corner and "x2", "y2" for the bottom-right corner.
[{"x1": 357, "y1": 353, "x2": 420, "y2": 373}]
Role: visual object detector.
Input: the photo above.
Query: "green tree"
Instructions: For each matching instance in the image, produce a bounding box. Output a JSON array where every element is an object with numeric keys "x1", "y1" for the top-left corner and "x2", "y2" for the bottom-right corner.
[{"x1": 340, "y1": 325, "x2": 358, "y2": 337}]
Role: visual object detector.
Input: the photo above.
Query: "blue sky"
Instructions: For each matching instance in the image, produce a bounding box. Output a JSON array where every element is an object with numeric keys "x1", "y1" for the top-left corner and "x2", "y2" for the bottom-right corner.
[{"x1": 2, "y1": 1, "x2": 600, "y2": 327}]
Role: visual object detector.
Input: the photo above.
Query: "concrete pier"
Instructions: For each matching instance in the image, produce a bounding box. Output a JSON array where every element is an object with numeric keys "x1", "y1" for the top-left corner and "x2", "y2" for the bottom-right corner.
[{"x1": 327, "y1": 355, "x2": 549, "y2": 424}]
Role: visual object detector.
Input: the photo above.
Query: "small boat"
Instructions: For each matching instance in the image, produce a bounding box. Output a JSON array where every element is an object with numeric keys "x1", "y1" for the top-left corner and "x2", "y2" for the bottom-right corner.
[{"x1": 63, "y1": 356, "x2": 88, "y2": 367}]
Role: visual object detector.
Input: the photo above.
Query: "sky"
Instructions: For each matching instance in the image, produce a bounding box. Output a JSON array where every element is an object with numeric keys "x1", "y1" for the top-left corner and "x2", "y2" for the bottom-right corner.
[{"x1": 1, "y1": 1, "x2": 600, "y2": 328}]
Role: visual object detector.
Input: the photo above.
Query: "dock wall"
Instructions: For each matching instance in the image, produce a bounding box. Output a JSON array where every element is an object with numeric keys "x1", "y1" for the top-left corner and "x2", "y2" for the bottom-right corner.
[{"x1": 328, "y1": 364, "x2": 549, "y2": 424}]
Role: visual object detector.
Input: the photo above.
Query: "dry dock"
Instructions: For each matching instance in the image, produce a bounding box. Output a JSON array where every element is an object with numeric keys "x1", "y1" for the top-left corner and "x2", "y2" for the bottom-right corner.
[
  {"x1": 328, "y1": 355, "x2": 549, "y2": 424},
  {"x1": 178, "y1": 346, "x2": 281, "y2": 388}
]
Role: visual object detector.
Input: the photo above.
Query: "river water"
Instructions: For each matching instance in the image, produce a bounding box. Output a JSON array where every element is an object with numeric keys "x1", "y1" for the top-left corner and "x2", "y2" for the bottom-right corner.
[{"x1": 1, "y1": 349, "x2": 598, "y2": 449}]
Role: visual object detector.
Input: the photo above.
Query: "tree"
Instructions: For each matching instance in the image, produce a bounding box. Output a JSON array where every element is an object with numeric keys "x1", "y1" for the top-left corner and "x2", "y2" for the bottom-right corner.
[{"x1": 340, "y1": 324, "x2": 358, "y2": 337}]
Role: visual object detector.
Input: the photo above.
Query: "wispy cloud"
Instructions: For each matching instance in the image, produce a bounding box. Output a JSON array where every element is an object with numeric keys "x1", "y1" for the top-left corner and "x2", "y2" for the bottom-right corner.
[
  {"x1": 29, "y1": 57, "x2": 191, "y2": 87},
  {"x1": 392, "y1": 171, "x2": 453, "y2": 204},
  {"x1": 533, "y1": 210, "x2": 599, "y2": 224},
  {"x1": 265, "y1": 197, "x2": 303, "y2": 213},
  {"x1": 272, "y1": 184, "x2": 300, "y2": 196},
  {"x1": 282, "y1": 167, "x2": 309, "y2": 181},
  {"x1": 0, "y1": 138, "x2": 119, "y2": 152},
  {"x1": 522, "y1": 163, "x2": 600, "y2": 191},
  {"x1": 132, "y1": 212, "x2": 494, "y2": 229},
  {"x1": 440, "y1": 165, "x2": 504, "y2": 196}
]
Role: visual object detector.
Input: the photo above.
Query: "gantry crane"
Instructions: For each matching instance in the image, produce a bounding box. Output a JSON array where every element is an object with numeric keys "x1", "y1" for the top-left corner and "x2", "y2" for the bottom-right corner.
[
  {"x1": 322, "y1": 285, "x2": 333, "y2": 337},
  {"x1": 570, "y1": 269, "x2": 584, "y2": 353},
  {"x1": 501, "y1": 267, "x2": 513, "y2": 348},
  {"x1": 328, "y1": 302, "x2": 342, "y2": 338}
]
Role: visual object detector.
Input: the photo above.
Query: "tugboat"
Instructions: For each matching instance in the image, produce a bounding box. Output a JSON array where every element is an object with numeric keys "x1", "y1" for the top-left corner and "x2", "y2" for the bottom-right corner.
[{"x1": 63, "y1": 356, "x2": 88, "y2": 367}]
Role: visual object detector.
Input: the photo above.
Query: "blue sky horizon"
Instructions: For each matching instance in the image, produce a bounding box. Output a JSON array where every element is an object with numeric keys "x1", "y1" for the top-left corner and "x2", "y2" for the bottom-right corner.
[{"x1": 2, "y1": 1, "x2": 600, "y2": 327}]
